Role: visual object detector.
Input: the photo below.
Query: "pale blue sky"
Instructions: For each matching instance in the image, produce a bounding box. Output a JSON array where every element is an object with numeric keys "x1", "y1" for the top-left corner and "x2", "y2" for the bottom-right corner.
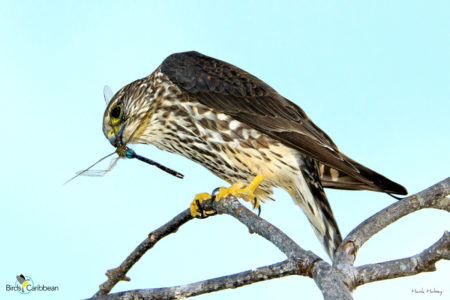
[{"x1": 0, "y1": 1, "x2": 449, "y2": 299}]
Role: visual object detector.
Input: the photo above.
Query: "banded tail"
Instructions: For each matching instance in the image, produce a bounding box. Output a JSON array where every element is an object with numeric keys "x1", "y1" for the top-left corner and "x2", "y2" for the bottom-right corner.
[
  {"x1": 292, "y1": 154, "x2": 407, "y2": 259},
  {"x1": 292, "y1": 156, "x2": 343, "y2": 259}
]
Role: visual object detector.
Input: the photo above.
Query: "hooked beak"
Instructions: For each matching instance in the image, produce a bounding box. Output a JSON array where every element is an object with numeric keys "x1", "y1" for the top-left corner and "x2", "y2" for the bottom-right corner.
[{"x1": 107, "y1": 124, "x2": 126, "y2": 147}]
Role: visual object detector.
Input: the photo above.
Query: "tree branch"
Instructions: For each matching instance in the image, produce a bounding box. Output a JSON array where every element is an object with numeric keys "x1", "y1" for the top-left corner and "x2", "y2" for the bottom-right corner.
[
  {"x1": 90, "y1": 195, "x2": 354, "y2": 300},
  {"x1": 94, "y1": 209, "x2": 193, "y2": 297},
  {"x1": 88, "y1": 178, "x2": 449, "y2": 300},
  {"x1": 204, "y1": 195, "x2": 353, "y2": 299},
  {"x1": 90, "y1": 260, "x2": 300, "y2": 300},
  {"x1": 206, "y1": 195, "x2": 320, "y2": 264},
  {"x1": 354, "y1": 231, "x2": 450, "y2": 286},
  {"x1": 335, "y1": 177, "x2": 450, "y2": 268}
]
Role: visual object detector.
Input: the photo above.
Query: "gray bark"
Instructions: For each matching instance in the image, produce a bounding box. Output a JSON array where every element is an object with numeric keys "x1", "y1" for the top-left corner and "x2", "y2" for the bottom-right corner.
[{"x1": 88, "y1": 177, "x2": 449, "y2": 300}]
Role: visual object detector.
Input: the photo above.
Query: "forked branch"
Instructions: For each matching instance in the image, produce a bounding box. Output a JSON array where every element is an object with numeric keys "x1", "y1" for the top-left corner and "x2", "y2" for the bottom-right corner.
[
  {"x1": 88, "y1": 177, "x2": 449, "y2": 300},
  {"x1": 94, "y1": 209, "x2": 193, "y2": 296},
  {"x1": 354, "y1": 231, "x2": 449, "y2": 286}
]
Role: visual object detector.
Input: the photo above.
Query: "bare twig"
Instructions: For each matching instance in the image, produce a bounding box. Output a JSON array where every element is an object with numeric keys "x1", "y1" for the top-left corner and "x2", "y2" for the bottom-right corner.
[
  {"x1": 354, "y1": 231, "x2": 450, "y2": 286},
  {"x1": 335, "y1": 177, "x2": 450, "y2": 267},
  {"x1": 90, "y1": 260, "x2": 299, "y2": 300},
  {"x1": 94, "y1": 209, "x2": 193, "y2": 296},
  {"x1": 90, "y1": 196, "x2": 353, "y2": 300},
  {"x1": 88, "y1": 178, "x2": 449, "y2": 300}
]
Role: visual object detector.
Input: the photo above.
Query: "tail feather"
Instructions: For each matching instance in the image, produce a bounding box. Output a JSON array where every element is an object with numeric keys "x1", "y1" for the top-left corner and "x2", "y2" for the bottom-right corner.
[
  {"x1": 292, "y1": 153, "x2": 406, "y2": 259},
  {"x1": 319, "y1": 155, "x2": 408, "y2": 196},
  {"x1": 293, "y1": 156, "x2": 342, "y2": 259}
]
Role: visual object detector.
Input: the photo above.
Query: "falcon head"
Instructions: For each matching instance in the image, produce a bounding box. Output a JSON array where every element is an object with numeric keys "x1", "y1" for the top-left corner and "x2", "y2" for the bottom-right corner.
[{"x1": 102, "y1": 81, "x2": 152, "y2": 148}]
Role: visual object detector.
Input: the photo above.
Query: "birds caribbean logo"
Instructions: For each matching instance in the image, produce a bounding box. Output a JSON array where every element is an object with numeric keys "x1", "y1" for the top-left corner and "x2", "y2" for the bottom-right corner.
[
  {"x1": 65, "y1": 86, "x2": 184, "y2": 184},
  {"x1": 16, "y1": 274, "x2": 32, "y2": 294}
]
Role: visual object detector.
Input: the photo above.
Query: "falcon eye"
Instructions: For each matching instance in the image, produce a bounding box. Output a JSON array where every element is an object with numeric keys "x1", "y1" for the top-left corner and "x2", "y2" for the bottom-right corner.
[{"x1": 110, "y1": 105, "x2": 122, "y2": 119}]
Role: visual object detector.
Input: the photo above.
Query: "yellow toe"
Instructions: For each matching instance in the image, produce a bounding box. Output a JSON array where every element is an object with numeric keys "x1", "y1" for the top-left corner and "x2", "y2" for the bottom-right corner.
[
  {"x1": 215, "y1": 174, "x2": 264, "y2": 210},
  {"x1": 191, "y1": 174, "x2": 265, "y2": 217}
]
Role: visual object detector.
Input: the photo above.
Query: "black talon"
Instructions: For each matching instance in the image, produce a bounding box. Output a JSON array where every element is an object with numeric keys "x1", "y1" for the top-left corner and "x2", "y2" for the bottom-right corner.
[
  {"x1": 195, "y1": 195, "x2": 218, "y2": 219},
  {"x1": 388, "y1": 193, "x2": 404, "y2": 200},
  {"x1": 252, "y1": 196, "x2": 258, "y2": 209},
  {"x1": 195, "y1": 199, "x2": 205, "y2": 218},
  {"x1": 209, "y1": 187, "x2": 221, "y2": 202},
  {"x1": 211, "y1": 187, "x2": 220, "y2": 197},
  {"x1": 207, "y1": 194, "x2": 218, "y2": 216},
  {"x1": 257, "y1": 205, "x2": 261, "y2": 217}
]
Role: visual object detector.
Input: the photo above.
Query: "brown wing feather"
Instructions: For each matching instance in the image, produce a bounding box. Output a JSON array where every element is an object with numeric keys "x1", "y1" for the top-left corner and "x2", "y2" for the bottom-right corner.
[{"x1": 160, "y1": 51, "x2": 407, "y2": 195}]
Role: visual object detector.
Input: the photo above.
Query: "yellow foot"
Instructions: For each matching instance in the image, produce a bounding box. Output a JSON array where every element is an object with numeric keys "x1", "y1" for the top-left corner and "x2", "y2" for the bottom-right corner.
[
  {"x1": 190, "y1": 192, "x2": 217, "y2": 218},
  {"x1": 216, "y1": 173, "x2": 265, "y2": 210},
  {"x1": 190, "y1": 174, "x2": 265, "y2": 218}
]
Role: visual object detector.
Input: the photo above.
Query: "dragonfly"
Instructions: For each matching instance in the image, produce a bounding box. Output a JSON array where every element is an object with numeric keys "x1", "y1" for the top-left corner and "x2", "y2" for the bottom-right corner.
[{"x1": 65, "y1": 86, "x2": 184, "y2": 184}]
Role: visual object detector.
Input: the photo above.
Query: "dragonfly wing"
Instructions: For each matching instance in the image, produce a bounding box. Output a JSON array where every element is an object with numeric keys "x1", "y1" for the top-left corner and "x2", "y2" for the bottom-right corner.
[
  {"x1": 103, "y1": 85, "x2": 114, "y2": 104},
  {"x1": 78, "y1": 156, "x2": 119, "y2": 177}
]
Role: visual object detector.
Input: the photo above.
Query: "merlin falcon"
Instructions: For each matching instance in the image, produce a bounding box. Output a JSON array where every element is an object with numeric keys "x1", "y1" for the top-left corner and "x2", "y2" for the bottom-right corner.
[{"x1": 102, "y1": 51, "x2": 407, "y2": 259}]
